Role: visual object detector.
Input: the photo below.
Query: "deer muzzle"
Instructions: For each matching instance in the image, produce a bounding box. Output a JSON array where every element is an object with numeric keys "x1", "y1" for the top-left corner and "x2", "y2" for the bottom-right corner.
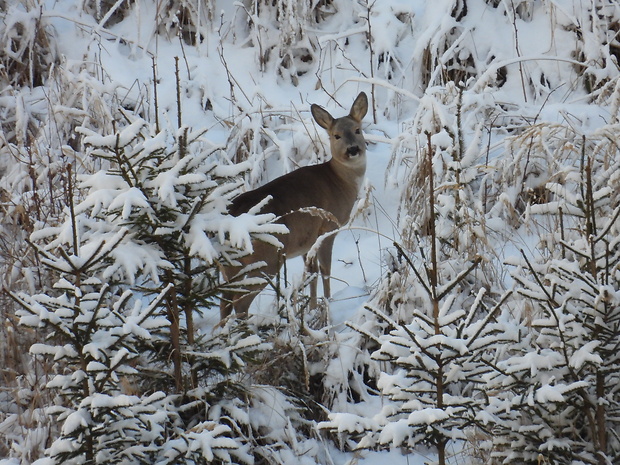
[{"x1": 347, "y1": 146, "x2": 361, "y2": 157}]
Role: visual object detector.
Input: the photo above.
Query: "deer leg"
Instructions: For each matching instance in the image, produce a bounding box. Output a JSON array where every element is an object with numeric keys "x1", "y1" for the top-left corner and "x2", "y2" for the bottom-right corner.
[
  {"x1": 218, "y1": 273, "x2": 269, "y2": 325},
  {"x1": 220, "y1": 289, "x2": 234, "y2": 320},
  {"x1": 221, "y1": 268, "x2": 271, "y2": 319},
  {"x1": 305, "y1": 253, "x2": 319, "y2": 308},
  {"x1": 229, "y1": 282, "x2": 266, "y2": 318},
  {"x1": 317, "y1": 234, "x2": 336, "y2": 301},
  {"x1": 221, "y1": 243, "x2": 283, "y2": 319}
]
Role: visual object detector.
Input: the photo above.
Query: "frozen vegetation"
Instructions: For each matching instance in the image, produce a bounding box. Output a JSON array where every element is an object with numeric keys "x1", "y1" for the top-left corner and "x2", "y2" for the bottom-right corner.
[{"x1": 1, "y1": 0, "x2": 620, "y2": 464}]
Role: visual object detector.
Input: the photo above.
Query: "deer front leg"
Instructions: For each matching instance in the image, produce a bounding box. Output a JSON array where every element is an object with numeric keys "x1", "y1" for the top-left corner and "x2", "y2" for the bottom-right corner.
[
  {"x1": 305, "y1": 253, "x2": 319, "y2": 309},
  {"x1": 317, "y1": 234, "x2": 336, "y2": 301}
]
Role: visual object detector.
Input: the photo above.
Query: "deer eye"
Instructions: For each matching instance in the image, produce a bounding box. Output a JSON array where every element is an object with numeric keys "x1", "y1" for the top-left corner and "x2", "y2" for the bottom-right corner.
[
  {"x1": 355, "y1": 128, "x2": 361, "y2": 134},
  {"x1": 334, "y1": 134, "x2": 341, "y2": 140}
]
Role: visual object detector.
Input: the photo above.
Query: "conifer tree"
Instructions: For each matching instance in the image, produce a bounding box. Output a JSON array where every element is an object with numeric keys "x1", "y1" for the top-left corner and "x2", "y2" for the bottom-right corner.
[
  {"x1": 321, "y1": 89, "x2": 512, "y2": 465},
  {"x1": 8, "y1": 112, "x2": 293, "y2": 463},
  {"x1": 8, "y1": 163, "x2": 176, "y2": 464},
  {"x1": 485, "y1": 133, "x2": 620, "y2": 465}
]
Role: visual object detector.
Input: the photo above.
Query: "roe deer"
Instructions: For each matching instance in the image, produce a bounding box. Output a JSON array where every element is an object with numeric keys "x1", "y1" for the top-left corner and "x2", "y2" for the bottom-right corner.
[{"x1": 221, "y1": 92, "x2": 368, "y2": 319}]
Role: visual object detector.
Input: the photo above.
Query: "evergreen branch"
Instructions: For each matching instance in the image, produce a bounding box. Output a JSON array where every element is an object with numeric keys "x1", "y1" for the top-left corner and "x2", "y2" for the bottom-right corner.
[
  {"x1": 107, "y1": 290, "x2": 135, "y2": 330},
  {"x1": 465, "y1": 291, "x2": 512, "y2": 350},
  {"x1": 85, "y1": 283, "x2": 111, "y2": 337},
  {"x1": 4, "y1": 289, "x2": 74, "y2": 339},
  {"x1": 345, "y1": 321, "x2": 382, "y2": 346},
  {"x1": 393, "y1": 241, "x2": 432, "y2": 298},
  {"x1": 548, "y1": 262, "x2": 598, "y2": 295},
  {"x1": 363, "y1": 304, "x2": 435, "y2": 360},
  {"x1": 437, "y1": 256, "x2": 482, "y2": 301},
  {"x1": 459, "y1": 287, "x2": 487, "y2": 335},
  {"x1": 519, "y1": 249, "x2": 581, "y2": 377},
  {"x1": 82, "y1": 230, "x2": 130, "y2": 271},
  {"x1": 112, "y1": 133, "x2": 140, "y2": 187},
  {"x1": 411, "y1": 308, "x2": 435, "y2": 329},
  {"x1": 25, "y1": 239, "x2": 77, "y2": 274},
  {"x1": 520, "y1": 249, "x2": 559, "y2": 307},
  {"x1": 594, "y1": 204, "x2": 620, "y2": 242}
]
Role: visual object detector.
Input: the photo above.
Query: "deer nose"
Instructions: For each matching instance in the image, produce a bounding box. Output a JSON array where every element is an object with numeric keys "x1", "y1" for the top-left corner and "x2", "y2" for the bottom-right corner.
[{"x1": 347, "y1": 146, "x2": 360, "y2": 157}]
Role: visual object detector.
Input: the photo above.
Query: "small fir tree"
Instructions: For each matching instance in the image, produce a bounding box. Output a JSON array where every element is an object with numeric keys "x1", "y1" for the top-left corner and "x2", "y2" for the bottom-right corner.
[
  {"x1": 320, "y1": 101, "x2": 511, "y2": 465},
  {"x1": 485, "y1": 134, "x2": 620, "y2": 465},
  {"x1": 8, "y1": 169, "x2": 177, "y2": 463}
]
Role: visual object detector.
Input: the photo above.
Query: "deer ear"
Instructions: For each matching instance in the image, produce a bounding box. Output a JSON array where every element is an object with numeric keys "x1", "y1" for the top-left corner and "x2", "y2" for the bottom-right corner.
[
  {"x1": 311, "y1": 104, "x2": 334, "y2": 130},
  {"x1": 349, "y1": 92, "x2": 368, "y2": 122}
]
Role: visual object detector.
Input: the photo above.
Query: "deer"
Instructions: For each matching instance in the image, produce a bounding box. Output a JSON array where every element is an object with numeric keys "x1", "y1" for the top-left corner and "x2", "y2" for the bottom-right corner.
[{"x1": 220, "y1": 92, "x2": 368, "y2": 320}]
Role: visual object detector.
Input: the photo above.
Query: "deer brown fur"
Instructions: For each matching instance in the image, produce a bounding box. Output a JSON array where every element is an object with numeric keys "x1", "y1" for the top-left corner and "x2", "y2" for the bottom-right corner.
[{"x1": 221, "y1": 92, "x2": 368, "y2": 319}]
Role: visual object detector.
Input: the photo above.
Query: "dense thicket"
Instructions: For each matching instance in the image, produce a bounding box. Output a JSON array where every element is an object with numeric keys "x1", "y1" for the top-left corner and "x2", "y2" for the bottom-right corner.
[{"x1": 1, "y1": 1, "x2": 620, "y2": 464}]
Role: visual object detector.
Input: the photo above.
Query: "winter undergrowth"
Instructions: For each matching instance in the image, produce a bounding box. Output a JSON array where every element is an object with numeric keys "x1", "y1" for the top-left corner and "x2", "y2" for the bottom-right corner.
[{"x1": 2, "y1": 1, "x2": 620, "y2": 464}]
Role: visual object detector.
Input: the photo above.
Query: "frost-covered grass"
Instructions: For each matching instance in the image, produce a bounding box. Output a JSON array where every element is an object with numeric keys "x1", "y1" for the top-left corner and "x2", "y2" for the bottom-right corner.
[{"x1": 2, "y1": 0, "x2": 620, "y2": 464}]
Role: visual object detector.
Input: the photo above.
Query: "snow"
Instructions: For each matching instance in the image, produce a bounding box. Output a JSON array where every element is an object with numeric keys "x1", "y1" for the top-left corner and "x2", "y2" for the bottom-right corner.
[
  {"x1": 60, "y1": 410, "x2": 89, "y2": 436},
  {"x1": 569, "y1": 341, "x2": 603, "y2": 370},
  {"x1": 3, "y1": 0, "x2": 620, "y2": 464},
  {"x1": 330, "y1": 448, "x2": 434, "y2": 465},
  {"x1": 79, "y1": 120, "x2": 147, "y2": 149}
]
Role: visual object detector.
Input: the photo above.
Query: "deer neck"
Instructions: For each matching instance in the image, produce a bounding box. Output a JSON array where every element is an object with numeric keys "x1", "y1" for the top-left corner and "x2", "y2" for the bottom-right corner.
[{"x1": 327, "y1": 154, "x2": 366, "y2": 194}]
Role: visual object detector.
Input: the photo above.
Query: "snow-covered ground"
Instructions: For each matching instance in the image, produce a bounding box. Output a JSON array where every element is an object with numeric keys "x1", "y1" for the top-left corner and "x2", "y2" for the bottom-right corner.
[{"x1": 2, "y1": 0, "x2": 620, "y2": 463}]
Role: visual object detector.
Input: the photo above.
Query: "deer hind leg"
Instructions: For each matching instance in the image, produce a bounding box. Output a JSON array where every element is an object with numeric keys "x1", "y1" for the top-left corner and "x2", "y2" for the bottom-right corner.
[
  {"x1": 221, "y1": 244, "x2": 283, "y2": 320},
  {"x1": 228, "y1": 282, "x2": 266, "y2": 319},
  {"x1": 220, "y1": 287, "x2": 234, "y2": 320},
  {"x1": 221, "y1": 266, "x2": 255, "y2": 320},
  {"x1": 220, "y1": 279, "x2": 266, "y2": 320},
  {"x1": 220, "y1": 263, "x2": 272, "y2": 319}
]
